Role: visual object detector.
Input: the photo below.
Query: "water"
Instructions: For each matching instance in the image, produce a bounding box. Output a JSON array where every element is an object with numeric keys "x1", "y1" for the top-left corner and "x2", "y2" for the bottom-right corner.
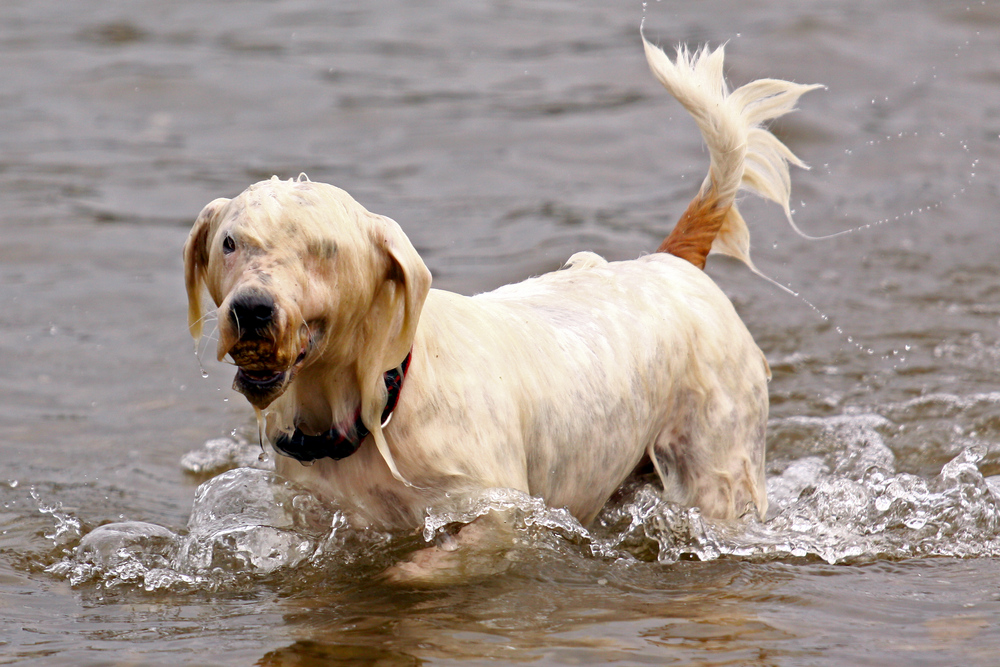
[{"x1": 3, "y1": 0, "x2": 1000, "y2": 663}]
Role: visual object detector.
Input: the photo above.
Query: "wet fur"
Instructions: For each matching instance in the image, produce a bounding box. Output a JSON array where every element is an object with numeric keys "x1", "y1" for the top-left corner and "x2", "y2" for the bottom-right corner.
[{"x1": 183, "y1": 37, "x2": 820, "y2": 540}]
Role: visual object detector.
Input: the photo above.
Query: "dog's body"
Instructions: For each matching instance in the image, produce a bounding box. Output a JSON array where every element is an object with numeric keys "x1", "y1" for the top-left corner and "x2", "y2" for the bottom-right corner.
[
  {"x1": 276, "y1": 250, "x2": 769, "y2": 529},
  {"x1": 183, "y1": 36, "x2": 820, "y2": 536}
]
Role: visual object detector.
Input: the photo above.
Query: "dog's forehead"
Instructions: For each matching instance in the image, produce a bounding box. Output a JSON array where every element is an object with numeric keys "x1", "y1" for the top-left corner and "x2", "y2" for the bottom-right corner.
[{"x1": 224, "y1": 179, "x2": 371, "y2": 254}]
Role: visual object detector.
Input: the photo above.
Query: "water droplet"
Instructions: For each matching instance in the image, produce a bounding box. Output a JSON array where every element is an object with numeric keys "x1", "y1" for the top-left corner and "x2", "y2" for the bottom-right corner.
[{"x1": 254, "y1": 407, "x2": 266, "y2": 452}]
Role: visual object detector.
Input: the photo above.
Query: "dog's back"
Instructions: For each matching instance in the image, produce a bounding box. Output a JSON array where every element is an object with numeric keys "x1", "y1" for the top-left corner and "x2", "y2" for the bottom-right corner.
[{"x1": 424, "y1": 251, "x2": 770, "y2": 523}]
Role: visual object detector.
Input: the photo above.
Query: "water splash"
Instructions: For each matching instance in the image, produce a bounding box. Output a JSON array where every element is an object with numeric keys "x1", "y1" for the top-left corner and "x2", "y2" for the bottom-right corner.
[
  {"x1": 179, "y1": 434, "x2": 273, "y2": 476},
  {"x1": 42, "y1": 404, "x2": 1000, "y2": 591},
  {"x1": 46, "y1": 469, "x2": 347, "y2": 592},
  {"x1": 30, "y1": 487, "x2": 82, "y2": 548},
  {"x1": 421, "y1": 487, "x2": 592, "y2": 545},
  {"x1": 587, "y1": 444, "x2": 1000, "y2": 566},
  {"x1": 803, "y1": 131, "x2": 979, "y2": 239},
  {"x1": 413, "y1": 435, "x2": 1000, "y2": 568}
]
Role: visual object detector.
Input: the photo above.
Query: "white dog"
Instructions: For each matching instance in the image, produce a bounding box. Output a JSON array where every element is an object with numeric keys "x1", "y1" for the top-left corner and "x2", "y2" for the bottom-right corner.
[{"x1": 183, "y1": 37, "x2": 820, "y2": 546}]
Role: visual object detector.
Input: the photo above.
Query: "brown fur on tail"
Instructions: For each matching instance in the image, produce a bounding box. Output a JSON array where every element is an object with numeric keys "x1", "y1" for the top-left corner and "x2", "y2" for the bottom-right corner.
[{"x1": 657, "y1": 185, "x2": 729, "y2": 270}]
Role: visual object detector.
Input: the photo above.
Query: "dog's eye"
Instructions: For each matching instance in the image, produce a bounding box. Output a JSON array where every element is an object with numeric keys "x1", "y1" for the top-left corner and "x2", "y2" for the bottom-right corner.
[{"x1": 222, "y1": 234, "x2": 236, "y2": 255}]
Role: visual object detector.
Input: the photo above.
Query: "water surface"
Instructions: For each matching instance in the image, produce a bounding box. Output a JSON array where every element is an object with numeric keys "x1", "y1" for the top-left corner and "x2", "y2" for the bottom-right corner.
[{"x1": 3, "y1": 0, "x2": 1000, "y2": 664}]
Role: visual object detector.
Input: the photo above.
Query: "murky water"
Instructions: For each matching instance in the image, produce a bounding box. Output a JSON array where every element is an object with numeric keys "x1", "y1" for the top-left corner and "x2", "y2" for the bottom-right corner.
[{"x1": 3, "y1": 0, "x2": 1000, "y2": 664}]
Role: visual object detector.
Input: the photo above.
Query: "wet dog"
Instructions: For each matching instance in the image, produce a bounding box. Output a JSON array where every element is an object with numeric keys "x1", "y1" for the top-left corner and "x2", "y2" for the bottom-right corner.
[{"x1": 183, "y1": 36, "x2": 820, "y2": 566}]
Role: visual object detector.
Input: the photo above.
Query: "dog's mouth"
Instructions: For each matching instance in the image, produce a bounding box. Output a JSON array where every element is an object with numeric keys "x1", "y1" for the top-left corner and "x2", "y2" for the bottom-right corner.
[
  {"x1": 230, "y1": 324, "x2": 318, "y2": 409},
  {"x1": 235, "y1": 367, "x2": 288, "y2": 390}
]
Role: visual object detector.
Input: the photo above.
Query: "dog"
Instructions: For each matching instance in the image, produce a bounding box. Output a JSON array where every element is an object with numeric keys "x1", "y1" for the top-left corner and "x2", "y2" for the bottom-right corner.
[{"x1": 183, "y1": 36, "x2": 820, "y2": 551}]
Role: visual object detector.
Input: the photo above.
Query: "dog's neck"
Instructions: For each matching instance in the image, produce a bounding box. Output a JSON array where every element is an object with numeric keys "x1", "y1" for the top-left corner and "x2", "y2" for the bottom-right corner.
[{"x1": 271, "y1": 352, "x2": 412, "y2": 462}]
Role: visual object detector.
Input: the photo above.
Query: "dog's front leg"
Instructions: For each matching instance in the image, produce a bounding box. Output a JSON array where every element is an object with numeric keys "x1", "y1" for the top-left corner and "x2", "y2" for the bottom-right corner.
[{"x1": 382, "y1": 512, "x2": 520, "y2": 586}]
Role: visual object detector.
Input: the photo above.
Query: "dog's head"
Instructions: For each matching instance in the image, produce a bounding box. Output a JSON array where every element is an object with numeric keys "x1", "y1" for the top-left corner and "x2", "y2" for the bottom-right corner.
[{"x1": 183, "y1": 176, "x2": 431, "y2": 414}]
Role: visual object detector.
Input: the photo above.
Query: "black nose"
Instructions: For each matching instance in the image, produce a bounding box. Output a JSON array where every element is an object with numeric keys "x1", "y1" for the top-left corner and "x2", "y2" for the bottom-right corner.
[{"x1": 229, "y1": 292, "x2": 275, "y2": 338}]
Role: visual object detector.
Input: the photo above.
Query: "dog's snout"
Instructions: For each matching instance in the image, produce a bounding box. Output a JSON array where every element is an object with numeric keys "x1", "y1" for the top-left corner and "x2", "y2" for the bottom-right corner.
[{"x1": 229, "y1": 292, "x2": 276, "y2": 338}]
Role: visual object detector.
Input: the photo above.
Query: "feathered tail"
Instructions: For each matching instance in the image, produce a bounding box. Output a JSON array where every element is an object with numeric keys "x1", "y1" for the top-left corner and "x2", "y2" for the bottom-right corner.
[{"x1": 642, "y1": 35, "x2": 823, "y2": 273}]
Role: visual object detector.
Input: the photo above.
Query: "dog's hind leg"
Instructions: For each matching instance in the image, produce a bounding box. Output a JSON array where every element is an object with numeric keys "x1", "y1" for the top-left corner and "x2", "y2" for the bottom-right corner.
[{"x1": 648, "y1": 382, "x2": 769, "y2": 521}]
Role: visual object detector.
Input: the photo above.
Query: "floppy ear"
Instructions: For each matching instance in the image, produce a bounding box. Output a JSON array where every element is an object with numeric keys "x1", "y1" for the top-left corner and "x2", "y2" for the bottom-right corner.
[
  {"x1": 182, "y1": 198, "x2": 230, "y2": 344},
  {"x1": 355, "y1": 212, "x2": 432, "y2": 486}
]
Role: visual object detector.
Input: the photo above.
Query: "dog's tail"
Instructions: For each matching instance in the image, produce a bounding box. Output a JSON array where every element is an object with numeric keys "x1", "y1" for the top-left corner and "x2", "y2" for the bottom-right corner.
[{"x1": 643, "y1": 36, "x2": 823, "y2": 272}]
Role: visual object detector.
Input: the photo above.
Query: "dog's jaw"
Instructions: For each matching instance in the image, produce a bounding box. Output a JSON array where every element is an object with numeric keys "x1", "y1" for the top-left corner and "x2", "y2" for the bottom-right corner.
[
  {"x1": 233, "y1": 366, "x2": 293, "y2": 409},
  {"x1": 227, "y1": 322, "x2": 317, "y2": 409}
]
